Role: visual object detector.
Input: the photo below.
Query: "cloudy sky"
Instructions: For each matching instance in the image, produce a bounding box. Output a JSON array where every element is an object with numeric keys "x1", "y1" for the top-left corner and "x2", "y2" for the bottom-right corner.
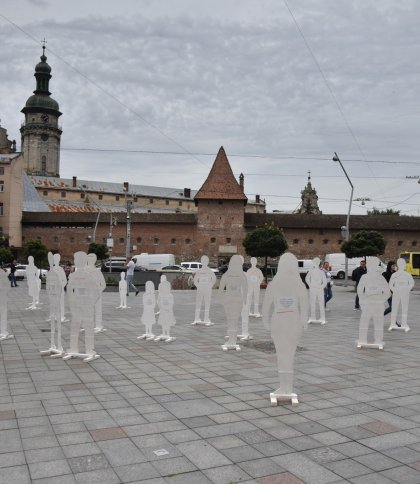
[{"x1": 1, "y1": 0, "x2": 420, "y2": 215}]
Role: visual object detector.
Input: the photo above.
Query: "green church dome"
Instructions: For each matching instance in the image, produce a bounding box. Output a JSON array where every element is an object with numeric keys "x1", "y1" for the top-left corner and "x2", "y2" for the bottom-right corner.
[{"x1": 25, "y1": 94, "x2": 60, "y2": 111}]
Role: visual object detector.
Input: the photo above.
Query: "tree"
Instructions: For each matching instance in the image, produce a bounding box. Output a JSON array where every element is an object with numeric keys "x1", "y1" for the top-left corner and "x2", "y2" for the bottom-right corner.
[
  {"x1": 242, "y1": 223, "x2": 288, "y2": 279},
  {"x1": 0, "y1": 247, "x2": 13, "y2": 265},
  {"x1": 367, "y1": 207, "x2": 401, "y2": 216},
  {"x1": 341, "y1": 230, "x2": 387, "y2": 259},
  {"x1": 88, "y1": 243, "x2": 109, "y2": 261},
  {"x1": 23, "y1": 239, "x2": 49, "y2": 268}
]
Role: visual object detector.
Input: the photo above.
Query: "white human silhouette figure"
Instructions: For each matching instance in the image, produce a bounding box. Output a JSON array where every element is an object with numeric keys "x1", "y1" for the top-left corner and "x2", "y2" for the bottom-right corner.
[
  {"x1": 155, "y1": 275, "x2": 167, "y2": 316},
  {"x1": 155, "y1": 277, "x2": 176, "y2": 342},
  {"x1": 389, "y1": 258, "x2": 414, "y2": 332},
  {"x1": 246, "y1": 257, "x2": 264, "y2": 317},
  {"x1": 238, "y1": 257, "x2": 263, "y2": 341},
  {"x1": 138, "y1": 280, "x2": 156, "y2": 340},
  {"x1": 305, "y1": 257, "x2": 327, "y2": 324},
  {"x1": 192, "y1": 255, "x2": 216, "y2": 326},
  {"x1": 87, "y1": 253, "x2": 107, "y2": 333},
  {"x1": 26, "y1": 256, "x2": 41, "y2": 310},
  {"x1": 117, "y1": 272, "x2": 128, "y2": 309},
  {"x1": 53, "y1": 253, "x2": 67, "y2": 322},
  {"x1": 219, "y1": 254, "x2": 248, "y2": 351},
  {"x1": 0, "y1": 269, "x2": 13, "y2": 340},
  {"x1": 357, "y1": 256, "x2": 390, "y2": 350},
  {"x1": 40, "y1": 252, "x2": 64, "y2": 356},
  {"x1": 262, "y1": 252, "x2": 309, "y2": 406},
  {"x1": 63, "y1": 251, "x2": 101, "y2": 362}
]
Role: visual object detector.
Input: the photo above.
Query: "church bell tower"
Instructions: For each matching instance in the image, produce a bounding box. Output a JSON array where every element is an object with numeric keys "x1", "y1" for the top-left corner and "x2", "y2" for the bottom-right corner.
[{"x1": 20, "y1": 44, "x2": 62, "y2": 177}]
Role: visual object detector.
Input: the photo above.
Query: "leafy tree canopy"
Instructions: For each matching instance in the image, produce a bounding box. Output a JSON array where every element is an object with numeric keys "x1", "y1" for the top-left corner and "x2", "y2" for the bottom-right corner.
[
  {"x1": 341, "y1": 230, "x2": 387, "y2": 258},
  {"x1": 0, "y1": 247, "x2": 13, "y2": 265},
  {"x1": 23, "y1": 239, "x2": 49, "y2": 268},
  {"x1": 367, "y1": 207, "x2": 401, "y2": 216},
  {"x1": 242, "y1": 222, "x2": 288, "y2": 260},
  {"x1": 88, "y1": 243, "x2": 109, "y2": 261}
]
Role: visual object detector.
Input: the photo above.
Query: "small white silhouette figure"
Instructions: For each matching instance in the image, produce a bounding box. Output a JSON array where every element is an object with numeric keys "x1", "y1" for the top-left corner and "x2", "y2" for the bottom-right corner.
[
  {"x1": 192, "y1": 255, "x2": 216, "y2": 326},
  {"x1": 262, "y1": 253, "x2": 309, "y2": 406},
  {"x1": 86, "y1": 253, "x2": 107, "y2": 333},
  {"x1": 155, "y1": 276, "x2": 176, "y2": 342},
  {"x1": 389, "y1": 258, "x2": 414, "y2": 332},
  {"x1": 117, "y1": 272, "x2": 128, "y2": 309},
  {"x1": 357, "y1": 257, "x2": 390, "y2": 350},
  {"x1": 219, "y1": 255, "x2": 248, "y2": 351},
  {"x1": 0, "y1": 269, "x2": 13, "y2": 340},
  {"x1": 138, "y1": 280, "x2": 156, "y2": 340},
  {"x1": 40, "y1": 252, "x2": 64, "y2": 356},
  {"x1": 63, "y1": 251, "x2": 101, "y2": 362},
  {"x1": 26, "y1": 256, "x2": 41, "y2": 310},
  {"x1": 305, "y1": 257, "x2": 327, "y2": 324}
]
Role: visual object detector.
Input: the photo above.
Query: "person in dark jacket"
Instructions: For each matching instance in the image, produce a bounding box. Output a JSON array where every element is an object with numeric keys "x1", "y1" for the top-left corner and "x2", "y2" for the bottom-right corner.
[
  {"x1": 351, "y1": 260, "x2": 366, "y2": 309},
  {"x1": 382, "y1": 261, "x2": 398, "y2": 323},
  {"x1": 10, "y1": 260, "x2": 18, "y2": 287}
]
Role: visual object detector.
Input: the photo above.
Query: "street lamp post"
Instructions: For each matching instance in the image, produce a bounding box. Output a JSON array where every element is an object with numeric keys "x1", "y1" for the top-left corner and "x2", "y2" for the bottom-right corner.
[{"x1": 333, "y1": 152, "x2": 354, "y2": 285}]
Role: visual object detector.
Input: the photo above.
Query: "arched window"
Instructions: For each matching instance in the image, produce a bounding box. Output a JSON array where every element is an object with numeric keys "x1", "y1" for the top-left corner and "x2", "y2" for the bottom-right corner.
[{"x1": 41, "y1": 156, "x2": 47, "y2": 175}]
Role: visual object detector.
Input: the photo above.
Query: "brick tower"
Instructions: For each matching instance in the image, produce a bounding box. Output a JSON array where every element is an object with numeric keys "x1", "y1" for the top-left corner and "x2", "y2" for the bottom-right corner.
[
  {"x1": 194, "y1": 147, "x2": 247, "y2": 264},
  {"x1": 20, "y1": 45, "x2": 62, "y2": 177}
]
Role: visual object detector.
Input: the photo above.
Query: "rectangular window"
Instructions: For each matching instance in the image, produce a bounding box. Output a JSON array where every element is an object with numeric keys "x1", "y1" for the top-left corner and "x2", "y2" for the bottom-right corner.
[
  {"x1": 0, "y1": 167, "x2": 4, "y2": 175},
  {"x1": 61, "y1": 191, "x2": 66, "y2": 198},
  {"x1": 0, "y1": 181, "x2": 4, "y2": 192},
  {"x1": 43, "y1": 190, "x2": 48, "y2": 196},
  {"x1": 80, "y1": 193, "x2": 85, "y2": 199},
  {"x1": 98, "y1": 194, "x2": 103, "y2": 200},
  {"x1": 116, "y1": 195, "x2": 120, "y2": 201},
  {"x1": 0, "y1": 203, "x2": 4, "y2": 216}
]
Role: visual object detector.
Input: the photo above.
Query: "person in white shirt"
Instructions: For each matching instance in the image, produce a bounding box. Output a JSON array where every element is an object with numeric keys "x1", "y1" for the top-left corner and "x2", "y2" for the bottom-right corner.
[{"x1": 125, "y1": 258, "x2": 139, "y2": 296}]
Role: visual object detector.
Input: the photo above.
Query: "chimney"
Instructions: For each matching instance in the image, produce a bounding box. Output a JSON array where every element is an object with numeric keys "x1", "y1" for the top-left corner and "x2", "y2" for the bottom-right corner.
[
  {"x1": 72, "y1": 176, "x2": 77, "y2": 187},
  {"x1": 123, "y1": 181, "x2": 129, "y2": 192},
  {"x1": 256, "y1": 194, "x2": 260, "y2": 204},
  {"x1": 183, "y1": 188, "x2": 191, "y2": 198},
  {"x1": 239, "y1": 173, "x2": 244, "y2": 191}
]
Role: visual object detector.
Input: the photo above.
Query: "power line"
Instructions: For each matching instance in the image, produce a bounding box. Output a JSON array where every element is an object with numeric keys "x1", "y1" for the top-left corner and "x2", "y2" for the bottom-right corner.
[
  {"x1": 61, "y1": 147, "x2": 420, "y2": 166},
  {"x1": 282, "y1": 0, "x2": 383, "y2": 195},
  {"x1": 0, "y1": 12, "x2": 210, "y2": 172}
]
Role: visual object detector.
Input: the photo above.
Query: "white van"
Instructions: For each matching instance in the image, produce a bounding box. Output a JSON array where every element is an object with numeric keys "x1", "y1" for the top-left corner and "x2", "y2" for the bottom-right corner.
[
  {"x1": 324, "y1": 253, "x2": 361, "y2": 279},
  {"x1": 131, "y1": 253, "x2": 175, "y2": 271}
]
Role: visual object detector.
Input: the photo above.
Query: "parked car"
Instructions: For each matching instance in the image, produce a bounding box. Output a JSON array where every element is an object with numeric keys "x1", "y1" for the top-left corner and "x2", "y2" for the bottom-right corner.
[
  {"x1": 181, "y1": 261, "x2": 219, "y2": 274},
  {"x1": 5, "y1": 264, "x2": 48, "y2": 280},
  {"x1": 156, "y1": 265, "x2": 191, "y2": 273}
]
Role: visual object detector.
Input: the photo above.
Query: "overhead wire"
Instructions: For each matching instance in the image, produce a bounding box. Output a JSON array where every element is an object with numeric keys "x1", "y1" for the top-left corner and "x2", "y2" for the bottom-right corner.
[{"x1": 282, "y1": 0, "x2": 384, "y2": 196}]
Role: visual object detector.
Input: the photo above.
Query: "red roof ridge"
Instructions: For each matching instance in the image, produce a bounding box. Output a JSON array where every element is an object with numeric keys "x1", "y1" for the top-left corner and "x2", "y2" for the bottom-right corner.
[{"x1": 194, "y1": 146, "x2": 247, "y2": 202}]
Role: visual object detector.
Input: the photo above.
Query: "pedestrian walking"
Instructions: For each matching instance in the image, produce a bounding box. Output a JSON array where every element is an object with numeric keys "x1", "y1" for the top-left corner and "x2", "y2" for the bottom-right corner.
[
  {"x1": 351, "y1": 260, "x2": 367, "y2": 310},
  {"x1": 125, "y1": 258, "x2": 139, "y2": 296}
]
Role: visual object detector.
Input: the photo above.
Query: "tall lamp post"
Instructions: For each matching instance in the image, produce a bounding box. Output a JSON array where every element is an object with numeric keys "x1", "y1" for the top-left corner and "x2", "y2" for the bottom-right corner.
[{"x1": 332, "y1": 152, "x2": 354, "y2": 285}]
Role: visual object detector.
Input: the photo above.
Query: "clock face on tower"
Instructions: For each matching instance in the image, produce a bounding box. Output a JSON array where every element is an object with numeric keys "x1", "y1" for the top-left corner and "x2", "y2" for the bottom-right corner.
[{"x1": 41, "y1": 114, "x2": 49, "y2": 123}]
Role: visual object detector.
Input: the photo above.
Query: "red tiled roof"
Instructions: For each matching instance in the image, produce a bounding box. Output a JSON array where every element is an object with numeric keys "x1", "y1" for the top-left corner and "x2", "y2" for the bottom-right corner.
[{"x1": 194, "y1": 147, "x2": 247, "y2": 202}]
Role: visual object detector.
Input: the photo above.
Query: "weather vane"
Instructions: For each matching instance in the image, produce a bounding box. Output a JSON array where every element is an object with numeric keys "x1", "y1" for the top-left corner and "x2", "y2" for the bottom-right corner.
[{"x1": 41, "y1": 37, "x2": 47, "y2": 55}]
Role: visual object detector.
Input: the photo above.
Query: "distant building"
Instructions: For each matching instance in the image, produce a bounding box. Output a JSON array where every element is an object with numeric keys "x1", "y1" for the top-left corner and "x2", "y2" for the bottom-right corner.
[
  {"x1": 296, "y1": 172, "x2": 321, "y2": 215},
  {"x1": 2, "y1": 48, "x2": 420, "y2": 263},
  {"x1": 20, "y1": 46, "x2": 62, "y2": 177}
]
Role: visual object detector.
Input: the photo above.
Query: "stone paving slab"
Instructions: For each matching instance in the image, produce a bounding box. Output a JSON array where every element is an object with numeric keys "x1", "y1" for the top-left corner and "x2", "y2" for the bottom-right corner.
[{"x1": 1, "y1": 283, "x2": 420, "y2": 482}]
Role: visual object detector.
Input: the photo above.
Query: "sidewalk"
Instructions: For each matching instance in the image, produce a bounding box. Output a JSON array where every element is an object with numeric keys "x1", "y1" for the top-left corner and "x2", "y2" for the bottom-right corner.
[{"x1": 1, "y1": 284, "x2": 420, "y2": 483}]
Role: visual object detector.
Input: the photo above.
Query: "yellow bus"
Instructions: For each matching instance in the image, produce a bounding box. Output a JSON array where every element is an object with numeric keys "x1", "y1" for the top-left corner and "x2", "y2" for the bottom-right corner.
[{"x1": 399, "y1": 252, "x2": 420, "y2": 276}]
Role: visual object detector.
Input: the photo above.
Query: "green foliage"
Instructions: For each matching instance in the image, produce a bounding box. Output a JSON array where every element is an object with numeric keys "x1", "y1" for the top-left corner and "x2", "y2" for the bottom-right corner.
[
  {"x1": 242, "y1": 223, "x2": 288, "y2": 259},
  {"x1": 341, "y1": 230, "x2": 387, "y2": 258},
  {"x1": 23, "y1": 239, "x2": 49, "y2": 268},
  {"x1": 0, "y1": 247, "x2": 13, "y2": 265},
  {"x1": 0, "y1": 235, "x2": 9, "y2": 248},
  {"x1": 367, "y1": 207, "x2": 401, "y2": 216},
  {"x1": 88, "y1": 242, "x2": 109, "y2": 261}
]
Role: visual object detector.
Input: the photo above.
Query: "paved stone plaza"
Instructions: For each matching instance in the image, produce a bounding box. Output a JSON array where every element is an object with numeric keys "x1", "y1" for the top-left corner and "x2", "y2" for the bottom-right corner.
[{"x1": 1, "y1": 283, "x2": 420, "y2": 483}]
